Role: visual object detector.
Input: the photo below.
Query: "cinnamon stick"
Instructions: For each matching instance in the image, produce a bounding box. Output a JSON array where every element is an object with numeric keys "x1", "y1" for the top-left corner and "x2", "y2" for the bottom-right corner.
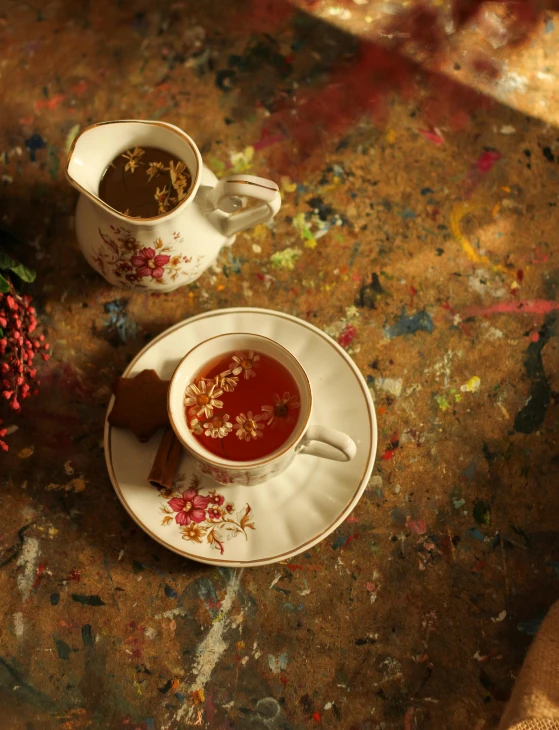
[{"x1": 148, "y1": 428, "x2": 183, "y2": 489}]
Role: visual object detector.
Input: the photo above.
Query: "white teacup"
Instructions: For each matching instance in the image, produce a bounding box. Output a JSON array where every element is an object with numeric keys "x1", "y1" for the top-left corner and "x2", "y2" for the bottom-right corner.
[{"x1": 168, "y1": 333, "x2": 357, "y2": 486}]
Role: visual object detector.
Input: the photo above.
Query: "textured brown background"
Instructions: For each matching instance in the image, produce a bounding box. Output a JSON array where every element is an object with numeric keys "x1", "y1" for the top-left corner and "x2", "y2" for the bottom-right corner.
[{"x1": 1, "y1": 1, "x2": 559, "y2": 728}]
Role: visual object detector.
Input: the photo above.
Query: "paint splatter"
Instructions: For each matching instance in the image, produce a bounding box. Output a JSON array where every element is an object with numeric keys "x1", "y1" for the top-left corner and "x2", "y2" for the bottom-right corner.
[
  {"x1": 270, "y1": 247, "x2": 302, "y2": 270},
  {"x1": 71, "y1": 594, "x2": 106, "y2": 606},
  {"x1": 385, "y1": 308, "x2": 434, "y2": 339},
  {"x1": 406, "y1": 518, "x2": 427, "y2": 535},
  {"x1": 16, "y1": 536, "x2": 40, "y2": 601},
  {"x1": 373, "y1": 377, "x2": 403, "y2": 397},
  {"x1": 460, "y1": 376, "x2": 481, "y2": 393},
  {"x1": 230, "y1": 146, "x2": 254, "y2": 173},
  {"x1": 100, "y1": 299, "x2": 138, "y2": 347},
  {"x1": 337, "y1": 323, "x2": 357, "y2": 349},
  {"x1": 268, "y1": 652, "x2": 288, "y2": 674},
  {"x1": 419, "y1": 128, "x2": 444, "y2": 145},
  {"x1": 450, "y1": 202, "x2": 507, "y2": 274},
  {"x1": 514, "y1": 315, "x2": 555, "y2": 433},
  {"x1": 25, "y1": 133, "x2": 46, "y2": 162},
  {"x1": 473, "y1": 500, "x2": 491, "y2": 526},
  {"x1": 55, "y1": 639, "x2": 71, "y2": 660},
  {"x1": 460, "y1": 299, "x2": 559, "y2": 319},
  {"x1": 354, "y1": 273, "x2": 384, "y2": 309}
]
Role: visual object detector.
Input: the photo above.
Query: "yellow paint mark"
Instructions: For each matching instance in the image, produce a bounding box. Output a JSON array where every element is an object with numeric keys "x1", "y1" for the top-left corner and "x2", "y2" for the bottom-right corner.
[
  {"x1": 46, "y1": 478, "x2": 86, "y2": 493},
  {"x1": 386, "y1": 128, "x2": 396, "y2": 144},
  {"x1": 252, "y1": 224, "x2": 270, "y2": 241},
  {"x1": 217, "y1": 284, "x2": 225, "y2": 291},
  {"x1": 501, "y1": 186, "x2": 511, "y2": 193},
  {"x1": 280, "y1": 176, "x2": 297, "y2": 193},
  {"x1": 491, "y1": 203, "x2": 500, "y2": 217},
  {"x1": 460, "y1": 376, "x2": 481, "y2": 393},
  {"x1": 450, "y1": 202, "x2": 508, "y2": 274},
  {"x1": 18, "y1": 446, "x2": 34, "y2": 459},
  {"x1": 192, "y1": 688, "x2": 205, "y2": 704}
]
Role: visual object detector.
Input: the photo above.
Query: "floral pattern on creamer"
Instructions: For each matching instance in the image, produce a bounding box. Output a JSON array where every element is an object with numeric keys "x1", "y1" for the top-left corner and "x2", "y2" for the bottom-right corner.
[
  {"x1": 92, "y1": 226, "x2": 203, "y2": 288},
  {"x1": 159, "y1": 474, "x2": 255, "y2": 555}
]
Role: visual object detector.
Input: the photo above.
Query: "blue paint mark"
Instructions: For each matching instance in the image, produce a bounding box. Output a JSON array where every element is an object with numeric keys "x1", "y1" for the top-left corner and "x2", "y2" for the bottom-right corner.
[
  {"x1": 466, "y1": 527, "x2": 486, "y2": 542},
  {"x1": 103, "y1": 299, "x2": 137, "y2": 345},
  {"x1": 546, "y1": 18, "x2": 555, "y2": 33},
  {"x1": 175, "y1": 692, "x2": 185, "y2": 702},
  {"x1": 226, "y1": 250, "x2": 243, "y2": 275},
  {"x1": 25, "y1": 133, "x2": 46, "y2": 162},
  {"x1": 518, "y1": 616, "x2": 543, "y2": 635},
  {"x1": 145, "y1": 719, "x2": 155, "y2": 730},
  {"x1": 421, "y1": 187, "x2": 434, "y2": 196},
  {"x1": 400, "y1": 208, "x2": 416, "y2": 222},
  {"x1": 164, "y1": 584, "x2": 178, "y2": 599},
  {"x1": 462, "y1": 460, "x2": 476, "y2": 482},
  {"x1": 283, "y1": 602, "x2": 296, "y2": 611},
  {"x1": 197, "y1": 578, "x2": 220, "y2": 615},
  {"x1": 385, "y1": 308, "x2": 434, "y2": 339},
  {"x1": 332, "y1": 533, "x2": 348, "y2": 550},
  {"x1": 545, "y1": 561, "x2": 559, "y2": 578}
]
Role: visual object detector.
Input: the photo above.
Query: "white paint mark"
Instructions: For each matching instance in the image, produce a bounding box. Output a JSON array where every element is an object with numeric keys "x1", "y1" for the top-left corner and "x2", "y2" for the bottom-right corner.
[
  {"x1": 485, "y1": 326, "x2": 503, "y2": 340},
  {"x1": 13, "y1": 612, "x2": 24, "y2": 637},
  {"x1": 144, "y1": 627, "x2": 157, "y2": 640},
  {"x1": 117, "y1": 549, "x2": 124, "y2": 561},
  {"x1": 373, "y1": 377, "x2": 403, "y2": 397},
  {"x1": 368, "y1": 475, "x2": 383, "y2": 491},
  {"x1": 491, "y1": 610, "x2": 507, "y2": 623},
  {"x1": 16, "y1": 536, "x2": 39, "y2": 601},
  {"x1": 252, "y1": 243, "x2": 262, "y2": 254},
  {"x1": 155, "y1": 607, "x2": 188, "y2": 619},
  {"x1": 268, "y1": 652, "x2": 288, "y2": 673},
  {"x1": 324, "y1": 701, "x2": 333, "y2": 710},
  {"x1": 499, "y1": 125, "x2": 516, "y2": 134},
  {"x1": 165, "y1": 570, "x2": 243, "y2": 727},
  {"x1": 269, "y1": 572, "x2": 282, "y2": 589}
]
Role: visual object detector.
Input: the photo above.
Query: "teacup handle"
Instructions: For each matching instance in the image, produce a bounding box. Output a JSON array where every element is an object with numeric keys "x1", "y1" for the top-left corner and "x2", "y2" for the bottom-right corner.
[
  {"x1": 297, "y1": 425, "x2": 357, "y2": 462},
  {"x1": 209, "y1": 174, "x2": 281, "y2": 237}
]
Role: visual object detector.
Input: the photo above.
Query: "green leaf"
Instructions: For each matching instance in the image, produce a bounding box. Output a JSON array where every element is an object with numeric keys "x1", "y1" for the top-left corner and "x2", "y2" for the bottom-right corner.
[
  {"x1": 0, "y1": 251, "x2": 36, "y2": 283},
  {"x1": 0, "y1": 272, "x2": 10, "y2": 293},
  {"x1": 9, "y1": 261, "x2": 35, "y2": 283}
]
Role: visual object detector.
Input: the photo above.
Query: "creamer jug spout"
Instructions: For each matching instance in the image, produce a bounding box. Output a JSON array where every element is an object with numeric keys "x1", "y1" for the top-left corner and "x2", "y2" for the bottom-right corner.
[{"x1": 66, "y1": 123, "x2": 121, "y2": 205}]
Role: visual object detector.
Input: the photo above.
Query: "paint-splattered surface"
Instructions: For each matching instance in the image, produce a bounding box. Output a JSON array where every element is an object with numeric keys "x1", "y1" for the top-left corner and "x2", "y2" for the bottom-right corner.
[{"x1": 2, "y1": 2, "x2": 559, "y2": 728}]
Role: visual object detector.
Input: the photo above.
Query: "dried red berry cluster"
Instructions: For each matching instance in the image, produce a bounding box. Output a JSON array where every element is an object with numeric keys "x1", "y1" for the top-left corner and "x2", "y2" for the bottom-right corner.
[{"x1": 0, "y1": 281, "x2": 49, "y2": 447}]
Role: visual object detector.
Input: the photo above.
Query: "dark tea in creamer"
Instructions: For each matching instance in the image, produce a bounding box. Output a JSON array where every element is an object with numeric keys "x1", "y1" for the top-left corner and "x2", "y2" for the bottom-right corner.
[
  {"x1": 99, "y1": 146, "x2": 192, "y2": 218},
  {"x1": 184, "y1": 350, "x2": 301, "y2": 462}
]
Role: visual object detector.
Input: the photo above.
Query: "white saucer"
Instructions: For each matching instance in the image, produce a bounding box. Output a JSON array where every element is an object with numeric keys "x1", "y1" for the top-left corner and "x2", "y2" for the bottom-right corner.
[{"x1": 104, "y1": 308, "x2": 377, "y2": 567}]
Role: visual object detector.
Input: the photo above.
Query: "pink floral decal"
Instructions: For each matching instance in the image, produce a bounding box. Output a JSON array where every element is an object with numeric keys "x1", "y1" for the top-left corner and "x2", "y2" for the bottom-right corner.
[
  {"x1": 160, "y1": 474, "x2": 255, "y2": 554},
  {"x1": 130, "y1": 247, "x2": 171, "y2": 279},
  {"x1": 92, "y1": 227, "x2": 204, "y2": 288},
  {"x1": 167, "y1": 488, "x2": 210, "y2": 525}
]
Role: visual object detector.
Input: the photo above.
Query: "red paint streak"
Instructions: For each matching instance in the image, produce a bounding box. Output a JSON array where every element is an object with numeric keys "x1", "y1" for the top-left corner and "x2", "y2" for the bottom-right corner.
[
  {"x1": 532, "y1": 251, "x2": 549, "y2": 263},
  {"x1": 530, "y1": 331, "x2": 540, "y2": 343},
  {"x1": 343, "y1": 533, "x2": 359, "y2": 549},
  {"x1": 280, "y1": 675, "x2": 288, "y2": 686},
  {"x1": 67, "y1": 569, "x2": 81, "y2": 582},
  {"x1": 253, "y1": 127, "x2": 285, "y2": 151},
  {"x1": 286, "y1": 564, "x2": 304, "y2": 571},
  {"x1": 475, "y1": 149, "x2": 501, "y2": 174},
  {"x1": 461, "y1": 300, "x2": 559, "y2": 318},
  {"x1": 404, "y1": 707, "x2": 415, "y2": 730},
  {"x1": 441, "y1": 300, "x2": 472, "y2": 336},
  {"x1": 73, "y1": 80, "x2": 88, "y2": 95},
  {"x1": 345, "y1": 515, "x2": 359, "y2": 523},
  {"x1": 517, "y1": 269, "x2": 524, "y2": 283},
  {"x1": 382, "y1": 448, "x2": 395, "y2": 461},
  {"x1": 19, "y1": 116, "x2": 35, "y2": 126},
  {"x1": 313, "y1": 712, "x2": 321, "y2": 722},
  {"x1": 419, "y1": 128, "x2": 444, "y2": 145},
  {"x1": 32, "y1": 563, "x2": 47, "y2": 590},
  {"x1": 35, "y1": 93, "x2": 65, "y2": 111},
  {"x1": 406, "y1": 518, "x2": 427, "y2": 535},
  {"x1": 409, "y1": 285, "x2": 418, "y2": 308},
  {"x1": 338, "y1": 323, "x2": 357, "y2": 349}
]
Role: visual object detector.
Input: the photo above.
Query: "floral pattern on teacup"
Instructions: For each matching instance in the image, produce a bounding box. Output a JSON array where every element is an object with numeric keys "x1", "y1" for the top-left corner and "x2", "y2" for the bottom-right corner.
[
  {"x1": 92, "y1": 226, "x2": 203, "y2": 288},
  {"x1": 159, "y1": 474, "x2": 255, "y2": 554}
]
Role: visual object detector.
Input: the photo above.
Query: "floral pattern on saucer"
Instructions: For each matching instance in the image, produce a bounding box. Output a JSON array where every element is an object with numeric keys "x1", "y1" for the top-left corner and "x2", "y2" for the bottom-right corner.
[{"x1": 159, "y1": 474, "x2": 255, "y2": 555}]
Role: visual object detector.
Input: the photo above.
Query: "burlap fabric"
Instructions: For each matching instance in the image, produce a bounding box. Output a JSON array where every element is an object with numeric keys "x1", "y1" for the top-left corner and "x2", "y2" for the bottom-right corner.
[{"x1": 500, "y1": 602, "x2": 559, "y2": 730}]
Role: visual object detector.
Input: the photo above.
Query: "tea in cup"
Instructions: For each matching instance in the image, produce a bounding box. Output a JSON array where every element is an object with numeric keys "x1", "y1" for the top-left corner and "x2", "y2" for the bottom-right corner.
[{"x1": 168, "y1": 333, "x2": 357, "y2": 486}]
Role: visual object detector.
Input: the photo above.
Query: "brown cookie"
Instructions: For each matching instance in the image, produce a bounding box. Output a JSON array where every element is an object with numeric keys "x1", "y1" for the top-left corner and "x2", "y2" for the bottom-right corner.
[{"x1": 108, "y1": 369, "x2": 170, "y2": 442}]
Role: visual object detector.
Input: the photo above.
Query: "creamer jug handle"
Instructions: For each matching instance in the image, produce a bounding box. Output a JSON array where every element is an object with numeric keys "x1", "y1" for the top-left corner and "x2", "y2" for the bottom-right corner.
[{"x1": 206, "y1": 174, "x2": 281, "y2": 237}]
